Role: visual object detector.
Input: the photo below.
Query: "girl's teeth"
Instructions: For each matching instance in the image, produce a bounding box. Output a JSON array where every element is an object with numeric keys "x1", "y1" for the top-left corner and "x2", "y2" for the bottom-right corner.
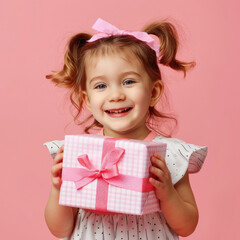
[
  {"x1": 110, "y1": 110, "x2": 122, "y2": 113},
  {"x1": 113, "y1": 110, "x2": 123, "y2": 113},
  {"x1": 107, "y1": 108, "x2": 130, "y2": 113}
]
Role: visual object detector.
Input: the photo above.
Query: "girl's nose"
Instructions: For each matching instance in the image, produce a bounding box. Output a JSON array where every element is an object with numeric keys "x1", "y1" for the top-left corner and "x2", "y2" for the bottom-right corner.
[{"x1": 108, "y1": 89, "x2": 126, "y2": 102}]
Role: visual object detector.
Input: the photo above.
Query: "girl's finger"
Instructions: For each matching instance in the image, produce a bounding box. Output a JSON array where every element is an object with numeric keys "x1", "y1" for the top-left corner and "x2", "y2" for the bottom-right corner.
[
  {"x1": 52, "y1": 176, "x2": 62, "y2": 186},
  {"x1": 151, "y1": 155, "x2": 168, "y2": 173},
  {"x1": 153, "y1": 152, "x2": 163, "y2": 159},
  {"x1": 149, "y1": 177, "x2": 163, "y2": 189},
  {"x1": 53, "y1": 152, "x2": 64, "y2": 164},
  {"x1": 149, "y1": 166, "x2": 165, "y2": 182},
  {"x1": 56, "y1": 145, "x2": 64, "y2": 154},
  {"x1": 51, "y1": 162, "x2": 63, "y2": 177}
]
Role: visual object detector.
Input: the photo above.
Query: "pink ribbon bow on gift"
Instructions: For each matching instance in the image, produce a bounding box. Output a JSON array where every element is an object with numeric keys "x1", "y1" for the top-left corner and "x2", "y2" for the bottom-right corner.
[
  {"x1": 88, "y1": 18, "x2": 160, "y2": 57},
  {"x1": 72, "y1": 147, "x2": 125, "y2": 189}
]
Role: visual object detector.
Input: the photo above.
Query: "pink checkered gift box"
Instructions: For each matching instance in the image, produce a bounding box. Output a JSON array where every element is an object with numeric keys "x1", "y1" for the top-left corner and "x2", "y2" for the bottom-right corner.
[{"x1": 60, "y1": 134, "x2": 166, "y2": 215}]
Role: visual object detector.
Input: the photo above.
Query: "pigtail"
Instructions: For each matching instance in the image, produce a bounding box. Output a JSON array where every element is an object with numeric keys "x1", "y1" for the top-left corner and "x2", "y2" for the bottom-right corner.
[
  {"x1": 46, "y1": 33, "x2": 92, "y2": 126},
  {"x1": 46, "y1": 33, "x2": 92, "y2": 88},
  {"x1": 143, "y1": 21, "x2": 195, "y2": 76}
]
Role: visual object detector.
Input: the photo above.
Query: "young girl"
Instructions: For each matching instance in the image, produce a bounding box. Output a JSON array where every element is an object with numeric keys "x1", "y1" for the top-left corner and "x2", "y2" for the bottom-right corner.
[{"x1": 44, "y1": 18, "x2": 207, "y2": 240}]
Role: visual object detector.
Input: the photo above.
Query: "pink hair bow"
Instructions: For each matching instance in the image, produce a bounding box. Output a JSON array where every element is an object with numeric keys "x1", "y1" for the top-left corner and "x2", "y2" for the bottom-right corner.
[
  {"x1": 88, "y1": 18, "x2": 160, "y2": 57},
  {"x1": 73, "y1": 147, "x2": 125, "y2": 189}
]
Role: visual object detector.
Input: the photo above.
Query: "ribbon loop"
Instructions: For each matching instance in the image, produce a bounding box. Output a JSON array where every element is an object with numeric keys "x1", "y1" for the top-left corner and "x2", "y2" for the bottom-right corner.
[
  {"x1": 78, "y1": 154, "x2": 96, "y2": 170},
  {"x1": 101, "y1": 147, "x2": 125, "y2": 168},
  {"x1": 73, "y1": 147, "x2": 125, "y2": 189},
  {"x1": 92, "y1": 18, "x2": 119, "y2": 34}
]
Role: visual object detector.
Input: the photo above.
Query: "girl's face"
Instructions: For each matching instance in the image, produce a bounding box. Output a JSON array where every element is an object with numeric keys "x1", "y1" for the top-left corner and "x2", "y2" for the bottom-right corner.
[{"x1": 82, "y1": 52, "x2": 162, "y2": 139}]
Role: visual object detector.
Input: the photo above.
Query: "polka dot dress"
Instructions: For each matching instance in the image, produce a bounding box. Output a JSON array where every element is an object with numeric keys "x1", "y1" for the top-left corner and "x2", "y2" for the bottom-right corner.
[
  {"x1": 69, "y1": 209, "x2": 178, "y2": 240},
  {"x1": 44, "y1": 132, "x2": 207, "y2": 240}
]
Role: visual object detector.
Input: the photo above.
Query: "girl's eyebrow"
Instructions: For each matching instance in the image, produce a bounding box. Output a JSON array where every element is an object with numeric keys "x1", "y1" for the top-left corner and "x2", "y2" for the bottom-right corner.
[
  {"x1": 89, "y1": 71, "x2": 141, "y2": 85},
  {"x1": 120, "y1": 71, "x2": 141, "y2": 78},
  {"x1": 89, "y1": 75, "x2": 106, "y2": 84}
]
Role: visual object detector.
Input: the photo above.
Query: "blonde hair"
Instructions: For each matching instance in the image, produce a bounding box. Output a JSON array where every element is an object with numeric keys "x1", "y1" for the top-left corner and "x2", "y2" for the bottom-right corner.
[{"x1": 46, "y1": 21, "x2": 195, "y2": 137}]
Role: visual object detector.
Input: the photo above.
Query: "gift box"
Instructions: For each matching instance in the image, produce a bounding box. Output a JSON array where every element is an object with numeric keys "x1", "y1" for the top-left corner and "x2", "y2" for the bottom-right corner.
[{"x1": 60, "y1": 134, "x2": 166, "y2": 215}]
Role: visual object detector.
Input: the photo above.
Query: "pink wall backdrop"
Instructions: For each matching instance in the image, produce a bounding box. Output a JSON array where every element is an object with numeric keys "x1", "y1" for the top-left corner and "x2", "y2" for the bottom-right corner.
[{"x1": 1, "y1": 0, "x2": 239, "y2": 239}]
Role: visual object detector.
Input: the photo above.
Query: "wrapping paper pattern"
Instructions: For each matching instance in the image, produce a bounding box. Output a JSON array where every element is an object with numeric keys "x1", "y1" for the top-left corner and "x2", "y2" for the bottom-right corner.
[{"x1": 59, "y1": 134, "x2": 166, "y2": 215}]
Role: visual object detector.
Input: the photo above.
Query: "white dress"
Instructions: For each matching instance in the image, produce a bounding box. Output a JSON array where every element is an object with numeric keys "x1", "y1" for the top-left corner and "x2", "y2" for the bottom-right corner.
[{"x1": 44, "y1": 133, "x2": 207, "y2": 240}]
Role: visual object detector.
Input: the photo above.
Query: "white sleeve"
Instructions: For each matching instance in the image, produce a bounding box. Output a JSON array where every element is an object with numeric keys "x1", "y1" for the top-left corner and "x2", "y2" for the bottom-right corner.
[
  {"x1": 43, "y1": 140, "x2": 64, "y2": 159},
  {"x1": 153, "y1": 136, "x2": 208, "y2": 185}
]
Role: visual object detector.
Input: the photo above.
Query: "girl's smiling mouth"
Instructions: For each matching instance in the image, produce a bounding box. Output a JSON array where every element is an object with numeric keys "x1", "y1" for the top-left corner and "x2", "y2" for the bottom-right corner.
[{"x1": 105, "y1": 107, "x2": 133, "y2": 117}]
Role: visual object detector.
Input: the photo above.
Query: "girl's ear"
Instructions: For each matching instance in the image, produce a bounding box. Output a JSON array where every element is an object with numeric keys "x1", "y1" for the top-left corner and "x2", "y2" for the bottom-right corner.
[
  {"x1": 82, "y1": 91, "x2": 92, "y2": 112},
  {"x1": 150, "y1": 80, "x2": 164, "y2": 107}
]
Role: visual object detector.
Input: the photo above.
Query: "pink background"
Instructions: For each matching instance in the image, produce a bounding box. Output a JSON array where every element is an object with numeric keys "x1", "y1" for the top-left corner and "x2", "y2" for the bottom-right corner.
[{"x1": 0, "y1": 0, "x2": 239, "y2": 239}]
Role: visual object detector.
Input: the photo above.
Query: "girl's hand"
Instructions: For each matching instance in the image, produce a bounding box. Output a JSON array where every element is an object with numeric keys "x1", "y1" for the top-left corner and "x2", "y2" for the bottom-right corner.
[
  {"x1": 51, "y1": 145, "x2": 64, "y2": 190},
  {"x1": 149, "y1": 152, "x2": 175, "y2": 202}
]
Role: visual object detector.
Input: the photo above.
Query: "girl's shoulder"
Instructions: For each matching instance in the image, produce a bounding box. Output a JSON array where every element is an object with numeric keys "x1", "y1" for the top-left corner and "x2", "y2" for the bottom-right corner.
[{"x1": 152, "y1": 135, "x2": 208, "y2": 184}]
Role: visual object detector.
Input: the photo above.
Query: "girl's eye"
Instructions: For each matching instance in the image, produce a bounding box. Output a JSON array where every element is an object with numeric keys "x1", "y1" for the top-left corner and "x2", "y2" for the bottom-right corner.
[
  {"x1": 123, "y1": 79, "x2": 135, "y2": 85},
  {"x1": 95, "y1": 83, "x2": 106, "y2": 89}
]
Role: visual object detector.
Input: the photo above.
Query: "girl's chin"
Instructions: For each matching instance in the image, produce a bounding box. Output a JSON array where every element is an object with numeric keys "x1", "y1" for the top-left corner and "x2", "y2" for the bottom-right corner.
[
  {"x1": 103, "y1": 126, "x2": 134, "y2": 136},
  {"x1": 103, "y1": 124, "x2": 146, "y2": 138}
]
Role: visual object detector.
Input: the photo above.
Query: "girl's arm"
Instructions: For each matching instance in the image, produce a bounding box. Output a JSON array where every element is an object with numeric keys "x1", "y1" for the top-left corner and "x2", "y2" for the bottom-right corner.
[
  {"x1": 149, "y1": 153, "x2": 199, "y2": 237},
  {"x1": 45, "y1": 145, "x2": 78, "y2": 238}
]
